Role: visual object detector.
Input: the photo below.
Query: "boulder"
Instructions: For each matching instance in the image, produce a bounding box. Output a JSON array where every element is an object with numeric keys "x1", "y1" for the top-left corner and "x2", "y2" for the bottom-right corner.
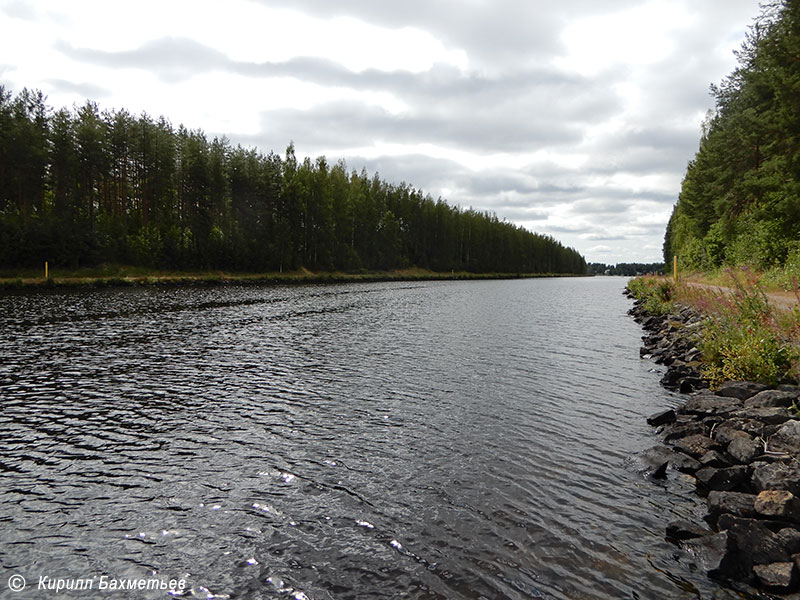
[
  {"x1": 706, "y1": 491, "x2": 757, "y2": 526},
  {"x1": 727, "y1": 436, "x2": 763, "y2": 464},
  {"x1": 638, "y1": 445, "x2": 702, "y2": 474},
  {"x1": 745, "y1": 390, "x2": 798, "y2": 409},
  {"x1": 753, "y1": 562, "x2": 798, "y2": 592},
  {"x1": 717, "y1": 515, "x2": 787, "y2": 536},
  {"x1": 666, "y1": 519, "x2": 712, "y2": 541},
  {"x1": 726, "y1": 518, "x2": 790, "y2": 568},
  {"x1": 681, "y1": 392, "x2": 742, "y2": 416},
  {"x1": 713, "y1": 418, "x2": 766, "y2": 440},
  {"x1": 674, "y1": 434, "x2": 720, "y2": 459},
  {"x1": 770, "y1": 420, "x2": 800, "y2": 455},
  {"x1": 778, "y1": 528, "x2": 800, "y2": 554},
  {"x1": 696, "y1": 465, "x2": 751, "y2": 492},
  {"x1": 683, "y1": 532, "x2": 741, "y2": 580},
  {"x1": 752, "y1": 462, "x2": 800, "y2": 496},
  {"x1": 669, "y1": 451, "x2": 704, "y2": 474},
  {"x1": 647, "y1": 408, "x2": 676, "y2": 427},
  {"x1": 700, "y1": 450, "x2": 733, "y2": 469},
  {"x1": 714, "y1": 426, "x2": 752, "y2": 447},
  {"x1": 755, "y1": 491, "x2": 800, "y2": 524},
  {"x1": 733, "y1": 407, "x2": 793, "y2": 426},
  {"x1": 662, "y1": 421, "x2": 706, "y2": 442},
  {"x1": 716, "y1": 381, "x2": 769, "y2": 401},
  {"x1": 679, "y1": 377, "x2": 705, "y2": 394}
]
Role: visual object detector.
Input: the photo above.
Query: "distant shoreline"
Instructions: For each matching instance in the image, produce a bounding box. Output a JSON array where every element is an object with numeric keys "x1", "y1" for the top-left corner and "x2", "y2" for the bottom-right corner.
[{"x1": 0, "y1": 267, "x2": 590, "y2": 290}]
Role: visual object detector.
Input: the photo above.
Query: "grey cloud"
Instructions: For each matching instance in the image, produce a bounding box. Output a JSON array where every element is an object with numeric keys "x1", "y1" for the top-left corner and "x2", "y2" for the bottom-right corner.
[
  {"x1": 250, "y1": 100, "x2": 583, "y2": 155},
  {"x1": 546, "y1": 223, "x2": 594, "y2": 234},
  {"x1": 252, "y1": 0, "x2": 637, "y2": 69},
  {"x1": 2, "y1": 0, "x2": 37, "y2": 20},
  {"x1": 492, "y1": 207, "x2": 550, "y2": 221},
  {"x1": 54, "y1": 38, "x2": 230, "y2": 81},
  {"x1": 570, "y1": 199, "x2": 634, "y2": 215},
  {"x1": 581, "y1": 233, "x2": 627, "y2": 241},
  {"x1": 45, "y1": 79, "x2": 109, "y2": 100}
]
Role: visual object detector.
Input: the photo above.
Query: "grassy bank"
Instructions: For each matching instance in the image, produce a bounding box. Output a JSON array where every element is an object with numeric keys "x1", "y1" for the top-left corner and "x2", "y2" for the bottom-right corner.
[
  {"x1": 629, "y1": 269, "x2": 800, "y2": 388},
  {"x1": 0, "y1": 264, "x2": 582, "y2": 290}
]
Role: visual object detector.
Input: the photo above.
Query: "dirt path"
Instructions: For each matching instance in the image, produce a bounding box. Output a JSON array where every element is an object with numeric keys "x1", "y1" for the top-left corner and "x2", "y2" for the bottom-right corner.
[{"x1": 683, "y1": 280, "x2": 799, "y2": 311}]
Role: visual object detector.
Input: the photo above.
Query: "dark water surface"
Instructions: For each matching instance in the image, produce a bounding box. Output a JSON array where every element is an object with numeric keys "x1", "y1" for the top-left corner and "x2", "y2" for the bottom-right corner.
[{"x1": 0, "y1": 278, "x2": 740, "y2": 599}]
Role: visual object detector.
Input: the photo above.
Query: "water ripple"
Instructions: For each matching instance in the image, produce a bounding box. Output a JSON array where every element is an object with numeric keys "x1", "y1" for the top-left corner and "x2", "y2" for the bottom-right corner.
[{"x1": 0, "y1": 279, "x2": 738, "y2": 599}]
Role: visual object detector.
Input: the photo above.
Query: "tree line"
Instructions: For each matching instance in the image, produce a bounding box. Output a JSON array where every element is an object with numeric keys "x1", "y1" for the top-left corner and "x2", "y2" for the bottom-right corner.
[
  {"x1": 664, "y1": 0, "x2": 800, "y2": 269},
  {"x1": 587, "y1": 262, "x2": 665, "y2": 276},
  {"x1": 0, "y1": 87, "x2": 586, "y2": 275}
]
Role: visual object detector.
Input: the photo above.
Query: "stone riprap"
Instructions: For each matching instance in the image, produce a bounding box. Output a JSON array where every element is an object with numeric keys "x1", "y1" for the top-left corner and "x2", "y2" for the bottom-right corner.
[{"x1": 627, "y1": 288, "x2": 800, "y2": 595}]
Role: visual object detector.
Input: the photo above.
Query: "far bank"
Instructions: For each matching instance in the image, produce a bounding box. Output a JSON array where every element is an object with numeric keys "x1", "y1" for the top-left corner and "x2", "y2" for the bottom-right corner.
[{"x1": 0, "y1": 265, "x2": 590, "y2": 290}]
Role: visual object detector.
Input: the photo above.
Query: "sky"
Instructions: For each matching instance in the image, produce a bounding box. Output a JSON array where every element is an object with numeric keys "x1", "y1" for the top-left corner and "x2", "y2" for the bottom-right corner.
[{"x1": 0, "y1": 0, "x2": 764, "y2": 264}]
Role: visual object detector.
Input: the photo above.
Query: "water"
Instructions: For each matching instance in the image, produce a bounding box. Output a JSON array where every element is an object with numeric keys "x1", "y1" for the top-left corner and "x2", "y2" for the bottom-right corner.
[{"x1": 0, "y1": 277, "x2": 744, "y2": 599}]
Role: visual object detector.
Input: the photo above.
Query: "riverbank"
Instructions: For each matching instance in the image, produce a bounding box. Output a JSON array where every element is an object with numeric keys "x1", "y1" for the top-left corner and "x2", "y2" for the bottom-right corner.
[
  {"x1": 626, "y1": 284, "x2": 800, "y2": 595},
  {"x1": 0, "y1": 266, "x2": 584, "y2": 290}
]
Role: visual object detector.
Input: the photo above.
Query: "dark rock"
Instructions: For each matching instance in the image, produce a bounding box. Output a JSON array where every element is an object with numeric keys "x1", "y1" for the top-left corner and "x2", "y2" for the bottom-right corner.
[
  {"x1": 662, "y1": 421, "x2": 707, "y2": 442},
  {"x1": 779, "y1": 529, "x2": 800, "y2": 554},
  {"x1": 755, "y1": 491, "x2": 800, "y2": 524},
  {"x1": 753, "y1": 562, "x2": 798, "y2": 592},
  {"x1": 666, "y1": 519, "x2": 712, "y2": 541},
  {"x1": 700, "y1": 450, "x2": 733, "y2": 469},
  {"x1": 647, "y1": 408, "x2": 676, "y2": 427},
  {"x1": 661, "y1": 368, "x2": 684, "y2": 388},
  {"x1": 696, "y1": 465, "x2": 751, "y2": 492},
  {"x1": 752, "y1": 462, "x2": 800, "y2": 496},
  {"x1": 669, "y1": 451, "x2": 704, "y2": 474},
  {"x1": 706, "y1": 491, "x2": 757, "y2": 526},
  {"x1": 716, "y1": 381, "x2": 770, "y2": 401},
  {"x1": 727, "y1": 518, "x2": 789, "y2": 567},
  {"x1": 727, "y1": 436, "x2": 763, "y2": 464},
  {"x1": 681, "y1": 392, "x2": 742, "y2": 417},
  {"x1": 714, "y1": 418, "x2": 765, "y2": 441},
  {"x1": 685, "y1": 348, "x2": 702, "y2": 362},
  {"x1": 674, "y1": 434, "x2": 721, "y2": 459},
  {"x1": 745, "y1": 390, "x2": 799, "y2": 409},
  {"x1": 650, "y1": 461, "x2": 668, "y2": 479},
  {"x1": 680, "y1": 377, "x2": 705, "y2": 394},
  {"x1": 639, "y1": 445, "x2": 702, "y2": 474},
  {"x1": 714, "y1": 426, "x2": 752, "y2": 446},
  {"x1": 683, "y1": 532, "x2": 741, "y2": 580},
  {"x1": 733, "y1": 407, "x2": 793, "y2": 426},
  {"x1": 770, "y1": 420, "x2": 800, "y2": 455}
]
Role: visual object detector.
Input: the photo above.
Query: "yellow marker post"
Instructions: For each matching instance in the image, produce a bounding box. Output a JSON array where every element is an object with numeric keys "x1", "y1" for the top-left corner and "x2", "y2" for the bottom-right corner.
[
  {"x1": 673, "y1": 255, "x2": 677, "y2": 284},
  {"x1": 45, "y1": 261, "x2": 48, "y2": 279}
]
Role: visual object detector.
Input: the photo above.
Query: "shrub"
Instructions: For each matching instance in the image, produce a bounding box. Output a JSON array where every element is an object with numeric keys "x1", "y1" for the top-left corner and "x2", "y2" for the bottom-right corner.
[
  {"x1": 690, "y1": 268, "x2": 800, "y2": 388},
  {"x1": 627, "y1": 276, "x2": 675, "y2": 315}
]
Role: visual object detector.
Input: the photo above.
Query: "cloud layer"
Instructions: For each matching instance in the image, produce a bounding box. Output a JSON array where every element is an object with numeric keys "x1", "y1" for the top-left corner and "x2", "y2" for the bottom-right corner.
[{"x1": 0, "y1": 0, "x2": 763, "y2": 262}]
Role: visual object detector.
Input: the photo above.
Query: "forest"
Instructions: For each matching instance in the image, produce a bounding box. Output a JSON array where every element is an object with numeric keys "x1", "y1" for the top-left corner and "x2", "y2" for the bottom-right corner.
[
  {"x1": 0, "y1": 87, "x2": 586, "y2": 275},
  {"x1": 664, "y1": 0, "x2": 800, "y2": 270},
  {"x1": 586, "y1": 262, "x2": 664, "y2": 276}
]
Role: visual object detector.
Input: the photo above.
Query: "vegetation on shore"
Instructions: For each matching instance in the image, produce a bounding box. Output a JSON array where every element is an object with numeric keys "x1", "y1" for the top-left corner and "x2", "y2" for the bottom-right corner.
[
  {"x1": 0, "y1": 264, "x2": 578, "y2": 290},
  {"x1": 628, "y1": 270, "x2": 800, "y2": 388},
  {"x1": 0, "y1": 87, "x2": 585, "y2": 276}
]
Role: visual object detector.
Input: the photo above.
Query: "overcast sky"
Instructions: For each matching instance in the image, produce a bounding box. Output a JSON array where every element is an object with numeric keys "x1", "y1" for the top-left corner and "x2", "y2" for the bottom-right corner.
[{"x1": 0, "y1": 0, "x2": 763, "y2": 263}]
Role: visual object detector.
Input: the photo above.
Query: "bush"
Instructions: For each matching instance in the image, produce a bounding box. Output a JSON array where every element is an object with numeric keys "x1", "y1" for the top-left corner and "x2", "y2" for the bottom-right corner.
[
  {"x1": 627, "y1": 276, "x2": 675, "y2": 315},
  {"x1": 692, "y1": 268, "x2": 800, "y2": 388}
]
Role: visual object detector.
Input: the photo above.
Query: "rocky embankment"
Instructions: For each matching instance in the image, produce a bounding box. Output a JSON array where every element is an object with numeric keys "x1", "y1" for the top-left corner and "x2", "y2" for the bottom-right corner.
[{"x1": 627, "y1": 291, "x2": 800, "y2": 596}]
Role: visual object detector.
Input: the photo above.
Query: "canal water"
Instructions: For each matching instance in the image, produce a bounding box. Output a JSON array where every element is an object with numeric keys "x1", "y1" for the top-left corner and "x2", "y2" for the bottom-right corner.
[{"x1": 0, "y1": 278, "x2": 741, "y2": 598}]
